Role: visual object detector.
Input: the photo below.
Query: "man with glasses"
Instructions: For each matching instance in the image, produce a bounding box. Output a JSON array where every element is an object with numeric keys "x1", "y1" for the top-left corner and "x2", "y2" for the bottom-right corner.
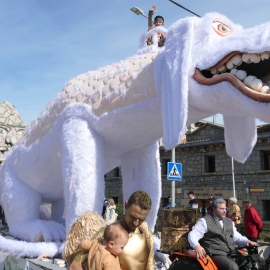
[{"x1": 188, "y1": 198, "x2": 258, "y2": 270}]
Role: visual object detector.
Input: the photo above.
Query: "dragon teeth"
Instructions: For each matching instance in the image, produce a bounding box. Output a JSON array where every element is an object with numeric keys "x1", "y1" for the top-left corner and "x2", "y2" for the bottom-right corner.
[
  {"x1": 211, "y1": 52, "x2": 270, "y2": 93},
  {"x1": 230, "y1": 69, "x2": 247, "y2": 81},
  {"x1": 226, "y1": 55, "x2": 242, "y2": 70},
  {"x1": 243, "y1": 76, "x2": 263, "y2": 91}
]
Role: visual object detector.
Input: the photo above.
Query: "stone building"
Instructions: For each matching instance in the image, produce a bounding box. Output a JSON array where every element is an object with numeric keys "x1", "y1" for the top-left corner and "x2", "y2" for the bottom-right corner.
[
  {"x1": 0, "y1": 101, "x2": 25, "y2": 165},
  {"x1": 105, "y1": 121, "x2": 270, "y2": 231}
]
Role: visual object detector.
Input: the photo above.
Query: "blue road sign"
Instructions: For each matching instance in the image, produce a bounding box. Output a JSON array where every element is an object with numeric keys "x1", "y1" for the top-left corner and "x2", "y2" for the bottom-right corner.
[{"x1": 167, "y1": 162, "x2": 182, "y2": 180}]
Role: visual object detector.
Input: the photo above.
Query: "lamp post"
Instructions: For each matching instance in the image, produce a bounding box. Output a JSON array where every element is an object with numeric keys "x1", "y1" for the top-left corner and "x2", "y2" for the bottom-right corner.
[
  {"x1": 130, "y1": 7, "x2": 148, "y2": 19},
  {"x1": 171, "y1": 148, "x2": 176, "y2": 207},
  {"x1": 232, "y1": 157, "x2": 236, "y2": 198}
]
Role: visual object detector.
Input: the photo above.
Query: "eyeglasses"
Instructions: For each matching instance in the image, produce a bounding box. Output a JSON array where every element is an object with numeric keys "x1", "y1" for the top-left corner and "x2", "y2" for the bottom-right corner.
[{"x1": 216, "y1": 208, "x2": 227, "y2": 211}]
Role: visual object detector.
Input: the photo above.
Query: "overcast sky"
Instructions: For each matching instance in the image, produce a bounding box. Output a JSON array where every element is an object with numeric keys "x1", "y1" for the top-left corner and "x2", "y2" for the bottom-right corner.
[{"x1": 1, "y1": 0, "x2": 270, "y2": 125}]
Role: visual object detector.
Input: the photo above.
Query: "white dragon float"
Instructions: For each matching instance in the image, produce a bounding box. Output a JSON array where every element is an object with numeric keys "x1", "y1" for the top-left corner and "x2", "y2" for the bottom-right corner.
[{"x1": 1, "y1": 12, "x2": 270, "y2": 258}]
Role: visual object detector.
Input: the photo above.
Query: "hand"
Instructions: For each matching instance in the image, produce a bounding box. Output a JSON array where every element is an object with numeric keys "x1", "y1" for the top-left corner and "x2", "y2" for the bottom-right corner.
[
  {"x1": 149, "y1": 5, "x2": 156, "y2": 13},
  {"x1": 195, "y1": 244, "x2": 206, "y2": 259},
  {"x1": 246, "y1": 240, "x2": 259, "y2": 246}
]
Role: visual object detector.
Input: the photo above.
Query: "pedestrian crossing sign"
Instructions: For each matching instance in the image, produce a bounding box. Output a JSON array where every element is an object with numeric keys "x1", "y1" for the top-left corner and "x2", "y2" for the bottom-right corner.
[{"x1": 167, "y1": 162, "x2": 182, "y2": 181}]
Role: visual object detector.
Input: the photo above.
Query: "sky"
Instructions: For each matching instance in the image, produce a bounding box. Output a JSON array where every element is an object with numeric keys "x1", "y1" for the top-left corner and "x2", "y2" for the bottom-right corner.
[{"x1": 1, "y1": 0, "x2": 270, "y2": 125}]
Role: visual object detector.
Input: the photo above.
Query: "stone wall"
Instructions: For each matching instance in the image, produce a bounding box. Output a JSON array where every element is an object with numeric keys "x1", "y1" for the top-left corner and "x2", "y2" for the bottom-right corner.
[
  {"x1": 104, "y1": 122, "x2": 270, "y2": 232},
  {"x1": 186, "y1": 123, "x2": 224, "y2": 141}
]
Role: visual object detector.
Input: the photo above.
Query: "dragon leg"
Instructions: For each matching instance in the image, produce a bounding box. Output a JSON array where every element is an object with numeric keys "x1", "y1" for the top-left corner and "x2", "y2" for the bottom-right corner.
[
  {"x1": 121, "y1": 141, "x2": 161, "y2": 231},
  {"x1": 60, "y1": 117, "x2": 105, "y2": 233}
]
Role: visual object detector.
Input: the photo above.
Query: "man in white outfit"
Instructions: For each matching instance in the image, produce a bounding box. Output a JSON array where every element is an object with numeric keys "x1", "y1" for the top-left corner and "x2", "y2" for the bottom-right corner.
[{"x1": 188, "y1": 198, "x2": 258, "y2": 270}]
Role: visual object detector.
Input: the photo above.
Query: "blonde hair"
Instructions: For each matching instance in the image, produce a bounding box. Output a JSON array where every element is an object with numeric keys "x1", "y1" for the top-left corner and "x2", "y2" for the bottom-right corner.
[
  {"x1": 229, "y1": 197, "x2": 237, "y2": 204},
  {"x1": 108, "y1": 198, "x2": 115, "y2": 206}
]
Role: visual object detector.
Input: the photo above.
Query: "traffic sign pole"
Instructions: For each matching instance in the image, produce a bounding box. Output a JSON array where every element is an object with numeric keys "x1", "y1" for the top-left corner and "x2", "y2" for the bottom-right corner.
[{"x1": 171, "y1": 148, "x2": 175, "y2": 207}]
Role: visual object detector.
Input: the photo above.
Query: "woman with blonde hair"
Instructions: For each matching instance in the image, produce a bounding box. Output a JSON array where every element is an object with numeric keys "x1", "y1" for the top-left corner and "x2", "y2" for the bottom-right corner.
[
  {"x1": 103, "y1": 198, "x2": 118, "y2": 225},
  {"x1": 227, "y1": 197, "x2": 241, "y2": 229}
]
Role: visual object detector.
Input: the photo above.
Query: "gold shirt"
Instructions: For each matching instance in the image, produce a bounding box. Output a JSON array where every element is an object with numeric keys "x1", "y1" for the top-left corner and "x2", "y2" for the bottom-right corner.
[
  {"x1": 66, "y1": 213, "x2": 154, "y2": 270},
  {"x1": 119, "y1": 228, "x2": 149, "y2": 270}
]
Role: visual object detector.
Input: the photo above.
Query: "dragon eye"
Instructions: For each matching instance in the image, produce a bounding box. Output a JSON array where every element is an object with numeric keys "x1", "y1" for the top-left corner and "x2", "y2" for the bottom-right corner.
[{"x1": 212, "y1": 20, "x2": 231, "y2": 36}]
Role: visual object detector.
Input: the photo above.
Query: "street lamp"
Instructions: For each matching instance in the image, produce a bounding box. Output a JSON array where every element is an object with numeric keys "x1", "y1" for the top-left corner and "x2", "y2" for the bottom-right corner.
[
  {"x1": 130, "y1": 7, "x2": 148, "y2": 19},
  {"x1": 232, "y1": 157, "x2": 236, "y2": 198}
]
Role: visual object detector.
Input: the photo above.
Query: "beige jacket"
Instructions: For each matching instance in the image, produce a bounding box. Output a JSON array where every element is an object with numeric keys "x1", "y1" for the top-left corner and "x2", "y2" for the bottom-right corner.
[{"x1": 81, "y1": 239, "x2": 121, "y2": 270}]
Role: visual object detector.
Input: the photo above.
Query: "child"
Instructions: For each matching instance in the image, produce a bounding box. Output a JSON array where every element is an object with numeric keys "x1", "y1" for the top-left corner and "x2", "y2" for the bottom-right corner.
[
  {"x1": 147, "y1": 5, "x2": 166, "y2": 47},
  {"x1": 69, "y1": 223, "x2": 129, "y2": 270}
]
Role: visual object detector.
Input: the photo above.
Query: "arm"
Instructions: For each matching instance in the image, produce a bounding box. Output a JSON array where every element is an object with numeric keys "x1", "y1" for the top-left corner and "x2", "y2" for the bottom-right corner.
[
  {"x1": 68, "y1": 252, "x2": 88, "y2": 270},
  {"x1": 80, "y1": 240, "x2": 92, "y2": 252},
  {"x1": 188, "y1": 218, "x2": 207, "y2": 259},
  {"x1": 233, "y1": 222, "x2": 248, "y2": 246},
  {"x1": 158, "y1": 36, "x2": 166, "y2": 47},
  {"x1": 187, "y1": 199, "x2": 198, "y2": 209},
  {"x1": 146, "y1": 228, "x2": 155, "y2": 270},
  {"x1": 69, "y1": 262, "x2": 83, "y2": 270},
  {"x1": 103, "y1": 256, "x2": 121, "y2": 270},
  {"x1": 138, "y1": 222, "x2": 155, "y2": 270},
  {"x1": 232, "y1": 221, "x2": 258, "y2": 246},
  {"x1": 148, "y1": 6, "x2": 155, "y2": 30},
  {"x1": 252, "y1": 209, "x2": 262, "y2": 232},
  {"x1": 104, "y1": 206, "x2": 110, "y2": 221},
  {"x1": 106, "y1": 208, "x2": 117, "y2": 225}
]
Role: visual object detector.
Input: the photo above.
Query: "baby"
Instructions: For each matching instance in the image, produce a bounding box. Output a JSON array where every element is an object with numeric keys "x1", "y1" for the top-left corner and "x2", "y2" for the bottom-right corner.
[{"x1": 69, "y1": 223, "x2": 129, "y2": 270}]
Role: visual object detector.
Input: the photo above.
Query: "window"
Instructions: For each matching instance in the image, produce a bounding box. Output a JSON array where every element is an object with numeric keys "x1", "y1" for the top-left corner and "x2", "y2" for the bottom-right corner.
[
  {"x1": 262, "y1": 200, "x2": 270, "y2": 221},
  {"x1": 161, "y1": 159, "x2": 170, "y2": 175},
  {"x1": 205, "y1": 155, "x2": 215, "y2": 173},
  {"x1": 261, "y1": 151, "x2": 270, "y2": 170}
]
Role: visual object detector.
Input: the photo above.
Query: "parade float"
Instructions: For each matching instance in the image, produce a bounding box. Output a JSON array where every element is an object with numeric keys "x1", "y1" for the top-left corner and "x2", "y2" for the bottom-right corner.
[{"x1": 0, "y1": 10, "x2": 270, "y2": 269}]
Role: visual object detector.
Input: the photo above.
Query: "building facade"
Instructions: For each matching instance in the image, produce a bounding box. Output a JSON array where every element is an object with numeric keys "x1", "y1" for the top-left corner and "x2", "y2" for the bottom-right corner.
[{"x1": 105, "y1": 121, "x2": 270, "y2": 231}]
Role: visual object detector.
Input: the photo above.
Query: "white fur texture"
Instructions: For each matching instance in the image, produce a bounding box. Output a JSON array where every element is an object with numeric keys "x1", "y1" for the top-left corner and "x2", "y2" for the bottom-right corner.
[
  {"x1": 154, "y1": 237, "x2": 171, "y2": 269},
  {"x1": 0, "y1": 235, "x2": 62, "y2": 258},
  {"x1": 1, "y1": 12, "x2": 270, "y2": 258}
]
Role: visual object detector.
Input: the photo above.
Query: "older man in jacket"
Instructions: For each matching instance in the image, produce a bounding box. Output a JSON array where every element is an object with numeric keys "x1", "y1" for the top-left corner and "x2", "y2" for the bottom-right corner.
[
  {"x1": 188, "y1": 198, "x2": 257, "y2": 270},
  {"x1": 243, "y1": 199, "x2": 262, "y2": 242}
]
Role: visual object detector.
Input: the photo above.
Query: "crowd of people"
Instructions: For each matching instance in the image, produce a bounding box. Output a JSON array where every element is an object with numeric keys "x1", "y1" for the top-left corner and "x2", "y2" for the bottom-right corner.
[
  {"x1": 65, "y1": 188, "x2": 264, "y2": 270},
  {"x1": 164, "y1": 190, "x2": 263, "y2": 269}
]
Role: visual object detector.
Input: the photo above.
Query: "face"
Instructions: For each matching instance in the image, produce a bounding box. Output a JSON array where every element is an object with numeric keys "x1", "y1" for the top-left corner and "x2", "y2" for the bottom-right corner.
[
  {"x1": 109, "y1": 235, "x2": 129, "y2": 256},
  {"x1": 124, "y1": 204, "x2": 150, "y2": 232},
  {"x1": 212, "y1": 203, "x2": 227, "y2": 219},
  {"x1": 243, "y1": 202, "x2": 251, "y2": 209},
  {"x1": 188, "y1": 194, "x2": 193, "y2": 199},
  {"x1": 154, "y1": 19, "x2": 164, "y2": 26}
]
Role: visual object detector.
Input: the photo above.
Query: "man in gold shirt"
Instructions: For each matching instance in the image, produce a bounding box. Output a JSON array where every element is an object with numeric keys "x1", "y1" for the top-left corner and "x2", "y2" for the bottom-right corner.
[{"x1": 65, "y1": 190, "x2": 155, "y2": 270}]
